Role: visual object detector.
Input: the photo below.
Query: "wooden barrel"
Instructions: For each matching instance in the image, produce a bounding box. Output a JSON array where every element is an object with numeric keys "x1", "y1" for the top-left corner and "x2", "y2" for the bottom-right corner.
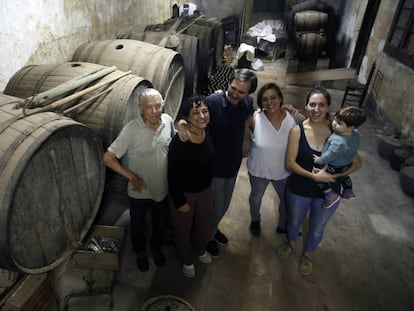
[
  {"x1": 294, "y1": 10, "x2": 328, "y2": 31},
  {"x1": 146, "y1": 17, "x2": 216, "y2": 94},
  {"x1": 4, "y1": 62, "x2": 152, "y2": 148},
  {"x1": 291, "y1": 0, "x2": 330, "y2": 14},
  {"x1": 127, "y1": 32, "x2": 199, "y2": 97},
  {"x1": 0, "y1": 94, "x2": 105, "y2": 273},
  {"x1": 194, "y1": 17, "x2": 224, "y2": 67},
  {"x1": 295, "y1": 32, "x2": 326, "y2": 59},
  {"x1": 72, "y1": 40, "x2": 185, "y2": 119}
]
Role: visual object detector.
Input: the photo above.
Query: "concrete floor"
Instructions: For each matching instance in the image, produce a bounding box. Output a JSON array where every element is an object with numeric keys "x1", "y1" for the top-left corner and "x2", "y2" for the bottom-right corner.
[{"x1": 49, "y1": 58, "x2": 414, "y2": 311}]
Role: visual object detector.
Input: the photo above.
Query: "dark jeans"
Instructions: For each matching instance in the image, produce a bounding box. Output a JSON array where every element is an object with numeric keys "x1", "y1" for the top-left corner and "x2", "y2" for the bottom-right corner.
[
  {"x1": 128, "y1": 196, "x2": 168, "y2": 254},
  {"x1": 317, "y1": 163, "x2": 352, "y2": 192},
  {"x1": 170, "y1": 186, "x2": 212, "y2": 265}
]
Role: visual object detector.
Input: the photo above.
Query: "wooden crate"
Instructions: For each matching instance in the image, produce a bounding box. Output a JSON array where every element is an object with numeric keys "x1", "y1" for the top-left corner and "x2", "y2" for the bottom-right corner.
[
  {"x1": 0, "y1": 269, "x2": 20, "y2": 288},
  {"x1": 0, "y1": 274, "x2": 56, "y2": 311},
  {"x1": 72, "y1": 225, "x2": 125, "y2": 271}
]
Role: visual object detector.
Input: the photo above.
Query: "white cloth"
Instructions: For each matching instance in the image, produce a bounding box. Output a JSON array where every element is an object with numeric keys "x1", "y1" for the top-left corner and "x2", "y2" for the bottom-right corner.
[
  {"x1": 247, "y1": 111, "x2": 296, "y2": 180},
  {"x1": 179, "y1": 3, "x2": 197, "y2": 16},
  {"x1": 108, "y1": 113, "x2": 175, "y2": 201},
  {"x1": 247, "y1": 20, "x2": 286, "y2": 43},
  {"x1": 236, "y1": 43, "x2": 255, "y2": 61}
]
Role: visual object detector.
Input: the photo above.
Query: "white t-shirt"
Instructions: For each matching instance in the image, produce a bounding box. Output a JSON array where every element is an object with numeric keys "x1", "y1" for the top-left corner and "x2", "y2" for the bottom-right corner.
[
  {"x1": 247, "y1": 111, "x2": 296, "y2": 180},
  {"x1": 108, "y1": 113, "x2": 175, "y2": 201}
]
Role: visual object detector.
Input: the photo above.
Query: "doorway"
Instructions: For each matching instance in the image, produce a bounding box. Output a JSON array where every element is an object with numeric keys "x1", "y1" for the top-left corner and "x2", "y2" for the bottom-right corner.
[{"x1": 350, "y1": 0, "x2": 381, "y2": 72}]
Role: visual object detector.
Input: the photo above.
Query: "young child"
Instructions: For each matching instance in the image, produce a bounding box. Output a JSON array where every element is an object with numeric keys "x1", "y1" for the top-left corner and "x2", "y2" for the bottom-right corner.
[{"x1": 313, "y1": 106, "x2": 367, "y2": 208}]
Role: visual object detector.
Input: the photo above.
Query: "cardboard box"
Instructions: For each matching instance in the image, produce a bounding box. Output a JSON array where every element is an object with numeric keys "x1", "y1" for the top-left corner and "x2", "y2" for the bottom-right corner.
[{"x1": 72, "y1": 225, "x2": 125, "y2": 271}]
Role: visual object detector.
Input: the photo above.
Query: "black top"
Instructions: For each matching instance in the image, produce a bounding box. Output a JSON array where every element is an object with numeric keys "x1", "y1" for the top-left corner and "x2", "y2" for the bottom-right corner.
[
  {"x1": 168, "y1": 128, "x2": 215, "y2": 208},
  {"x1": 287, "y1": 122, "x2": 339, "y2": 198},
  {"x1": 206, "y1": 92, "x2": 254, "y2": 178}
]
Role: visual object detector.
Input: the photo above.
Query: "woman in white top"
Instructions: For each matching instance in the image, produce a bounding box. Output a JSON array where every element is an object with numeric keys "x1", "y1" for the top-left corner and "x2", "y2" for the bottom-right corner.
[{"x1": 247, "y1": 83, "x2": 299, "y2": 237}]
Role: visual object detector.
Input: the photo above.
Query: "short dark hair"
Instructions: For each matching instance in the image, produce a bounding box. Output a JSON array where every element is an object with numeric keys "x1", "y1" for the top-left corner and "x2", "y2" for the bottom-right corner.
[
  {"x1": 179, "y1": 95, "x2": 207, "y2": 120},
  {"x1": 229, "y1": 68, "x2": 258, "y2": 94},
  {"x1": 335, "y1": 106, "x2": 367, "y2": 128},
  {"x1": 257, "y1": 82, "x2": 283, "y2": 109}
]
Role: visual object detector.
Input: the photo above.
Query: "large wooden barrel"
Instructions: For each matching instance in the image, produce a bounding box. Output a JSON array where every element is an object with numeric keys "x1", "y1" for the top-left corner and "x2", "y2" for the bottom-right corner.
[
  {"x1": 126, "y1": 32, "x2": 199, "y2": 97},
  {"x1": 291, "y1": 0, "x2": 330, "y2": 14},
  {"x1": 146, "y1": 16, "x2": 220, "y2": 94},
  {"x1": 0, "y1": 94, "x2": 105, "y2": 273},
  {"x1": 295, "y1": 32, "x2": 327, "y2": 59},
  {"x1": 4, "y1": 62, "x2": 152, "y2": 148},
  {"x1": 155, "y1": 16, "x2": 224, "y2": 67},
  {"x1": 72, "y1": 40, "x2": 185, "y2": 119},
  {"x1": 294, "y1": 10, "x2": 328, "y2": 31},
  {"x1": 185, "y1": 17, "x2": 224, "y2": 68}
]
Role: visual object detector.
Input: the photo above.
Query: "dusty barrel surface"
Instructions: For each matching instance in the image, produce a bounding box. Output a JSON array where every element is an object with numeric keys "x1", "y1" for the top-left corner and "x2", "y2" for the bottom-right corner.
[
  {"x1": 0, "y1": 94, "x2": 105, "y2": 273},
  {"x1": 4, "y1": 62, "x2": 152, "y2": 148},
  {"x1": 72, "y1": 40, "x2": 185, "y2": 120},
  {"x1": 129, "y1": 32, "x2": 199, "y2": 97},
  {"x1": 146, "y1": 16, "x2": 221, "y2": 94},
  {"x1": 294, "y1": 10, "x2": 328, "y2": 31},
  {"x1": 295, "y1": 32, "x2": 326, "y2": 58}
]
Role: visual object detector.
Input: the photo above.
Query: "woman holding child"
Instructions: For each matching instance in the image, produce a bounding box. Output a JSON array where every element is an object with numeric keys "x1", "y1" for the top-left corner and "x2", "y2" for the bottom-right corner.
[{"x1": 276, "y1": 86, "x2": 362, "y2": 275}]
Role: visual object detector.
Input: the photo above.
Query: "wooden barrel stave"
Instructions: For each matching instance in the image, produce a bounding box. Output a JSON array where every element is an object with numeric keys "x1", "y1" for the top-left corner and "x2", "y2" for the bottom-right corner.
[
  {"x1": 72, "y1": 40, "x2": 185, "y2": 119},
  {"x1": 4, "y1": 62, "x2": 152, "y2": 148},
  {"x1": 0, "y1": 95, "x2": 105, "y2": 273}
]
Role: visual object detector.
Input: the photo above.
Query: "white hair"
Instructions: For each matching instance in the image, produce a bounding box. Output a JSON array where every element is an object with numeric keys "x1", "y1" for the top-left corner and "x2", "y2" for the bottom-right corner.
[{"x1": 137, "y1": 88, "x2": 164, "y2": 109}]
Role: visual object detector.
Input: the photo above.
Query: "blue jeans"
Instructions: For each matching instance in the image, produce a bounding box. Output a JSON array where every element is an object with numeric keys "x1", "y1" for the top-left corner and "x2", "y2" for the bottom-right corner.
[
  {"x1": 210, "y1": 176, "x2": 237, "y2": 240},
  {"x1": 248, "y1": 173, "x2": 287, "y2": 230},
  {"x1": 286, "y1": 189, "x2": 340, "y2": 253}
]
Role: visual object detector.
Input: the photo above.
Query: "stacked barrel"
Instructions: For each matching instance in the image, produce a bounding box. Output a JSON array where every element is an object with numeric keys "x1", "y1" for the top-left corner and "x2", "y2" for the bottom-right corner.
[
  {"x1": 136, "y1": 14, "x2": 224, "y2": 96},
  {"x1": 290, "y1": 1, "x2": 332, "y2": 60},
  {"x1": 0, "y1": 61, "x2": 156, "y2": 272}
]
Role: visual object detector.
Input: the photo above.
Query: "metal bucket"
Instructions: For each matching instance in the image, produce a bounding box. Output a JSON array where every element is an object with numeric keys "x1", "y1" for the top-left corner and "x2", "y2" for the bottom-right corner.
[
  {"x1": 72, "y1": 39, "x2": 185, "y2": 119},
  {"x1": 0, "y1": 94, "x2": 105, "y2": 273}
]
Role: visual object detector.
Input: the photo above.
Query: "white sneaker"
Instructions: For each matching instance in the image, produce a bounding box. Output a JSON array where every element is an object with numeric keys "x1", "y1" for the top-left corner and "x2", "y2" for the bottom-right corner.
[
  {"x1": 198, "y1": 251, "x2": 212, "y2": 264},
  {"x1": 182, "y1": 264, "x2": 195, "y2": 278}
]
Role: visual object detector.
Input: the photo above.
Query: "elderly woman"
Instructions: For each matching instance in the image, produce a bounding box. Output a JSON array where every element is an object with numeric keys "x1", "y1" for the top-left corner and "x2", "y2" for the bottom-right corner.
[{"x1": 102, "y1": 88, "x2": 175, "y2": 272}]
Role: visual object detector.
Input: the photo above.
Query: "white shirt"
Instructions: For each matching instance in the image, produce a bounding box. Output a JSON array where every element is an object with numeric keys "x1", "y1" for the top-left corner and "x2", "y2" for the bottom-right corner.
[
  {"x1": 108, "y1": 113, "x2": 175, "y2": 201},
  {"x1": 247, "y1": 111, "x2": 296, "y2": 180}
]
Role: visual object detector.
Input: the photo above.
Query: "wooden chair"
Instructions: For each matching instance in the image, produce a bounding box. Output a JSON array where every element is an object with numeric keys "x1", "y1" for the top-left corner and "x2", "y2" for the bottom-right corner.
[{"x1": 341, "y1": 61, "x2": 376, "y2": 108}]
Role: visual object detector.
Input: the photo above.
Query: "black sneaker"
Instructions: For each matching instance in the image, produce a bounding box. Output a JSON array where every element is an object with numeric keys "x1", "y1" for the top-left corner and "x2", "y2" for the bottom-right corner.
[
  {"x1": 153, "y1": 250, "x2": 166, "y2": 267},
  {"x1": 275, "y1": 226, "x2": 287, "y2": 236},
  {"x1": 214, "y1": 230, "x2": 229, "y2": 246},
  {"x1": 136, "y1": 252, "x2": 149, "y2": 272},
  {"x1": 249, "y1": 221, "x2": 261, "y2": 237},
  {"x1": 275, "y1": 226, "x2": 302, "y2": 237},
  {"x1": 206, "y1": 240, "x2": 220, "y2": 258}
]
